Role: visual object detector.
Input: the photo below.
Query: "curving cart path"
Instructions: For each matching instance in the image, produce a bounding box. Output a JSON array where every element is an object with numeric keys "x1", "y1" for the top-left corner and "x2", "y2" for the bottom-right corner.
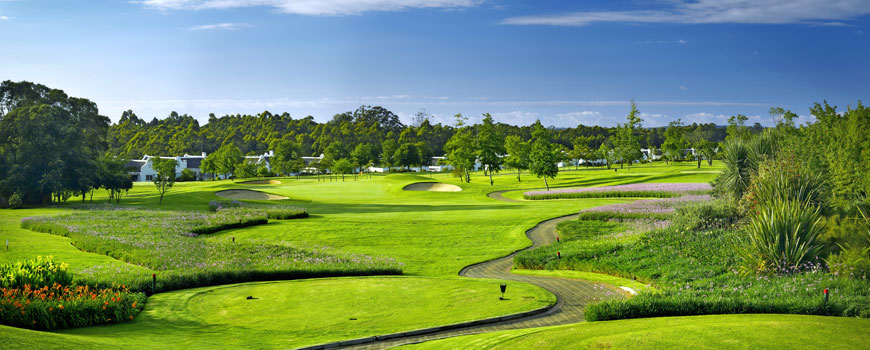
[{"x1": 302, "y1": 193, "x2": 625, "y2": 350}]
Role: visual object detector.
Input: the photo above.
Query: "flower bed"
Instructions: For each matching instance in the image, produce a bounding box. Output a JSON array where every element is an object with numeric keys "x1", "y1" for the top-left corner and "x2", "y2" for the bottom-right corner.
[
  {"x1": 0, "y1": 283, "x2": 145, "y2": 330},
  {"x1": 524, "y1": 183, "x2": 712, "y2": 200}
]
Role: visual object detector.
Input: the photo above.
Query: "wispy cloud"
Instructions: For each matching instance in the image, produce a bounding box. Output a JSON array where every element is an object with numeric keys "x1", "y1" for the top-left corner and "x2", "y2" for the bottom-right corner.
[
  {"x1": 502, "y1": 0, "x2": 870, "y2": 26},
  {"x1": 189, "y1": 22, "x2": 248, "y2": 31},
  {"x1": 141, "y1": 0, "x2": 482, "y2": 16},
  {"x1": 637, "y1": 39, "x2": 688, "y2": 45}
]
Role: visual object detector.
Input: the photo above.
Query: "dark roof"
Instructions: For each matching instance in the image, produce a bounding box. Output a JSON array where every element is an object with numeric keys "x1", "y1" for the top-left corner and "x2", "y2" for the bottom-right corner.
[
  {"x1": 125, "y1": 160, "x2": 146, "y2": 171},
  {"x1": 182, "y1": 157, "x2": 202, "y2": 169}
]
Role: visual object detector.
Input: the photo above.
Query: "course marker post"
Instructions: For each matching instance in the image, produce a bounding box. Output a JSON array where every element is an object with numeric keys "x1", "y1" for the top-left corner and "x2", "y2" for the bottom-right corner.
[
  {"x1": 500, "y1": 284, "x2": 506, "y2": 300},
  {"x1": 557, "y1": 251, "x2": 561, "y2": 259},
  {"x1": 824, "y1": 288, "x2": 829, "y2": 303}
]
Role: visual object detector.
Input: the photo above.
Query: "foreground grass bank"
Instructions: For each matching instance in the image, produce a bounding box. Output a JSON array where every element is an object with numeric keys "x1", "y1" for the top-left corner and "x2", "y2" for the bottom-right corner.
[{"x1": 402, "y1": 314, "x2": 870, "y2": 350}]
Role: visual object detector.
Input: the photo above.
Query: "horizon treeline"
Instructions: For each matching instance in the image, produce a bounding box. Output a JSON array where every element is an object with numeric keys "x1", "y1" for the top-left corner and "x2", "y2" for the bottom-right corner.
[{"x1": 108, "y1": 106, "x2": 734, "y2": 160}]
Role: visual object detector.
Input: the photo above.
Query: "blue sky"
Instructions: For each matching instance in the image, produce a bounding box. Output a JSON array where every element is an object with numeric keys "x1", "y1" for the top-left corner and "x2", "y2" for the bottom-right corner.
[{"x1": 1, "y1": 0, "x2": 868, "y2": 127}]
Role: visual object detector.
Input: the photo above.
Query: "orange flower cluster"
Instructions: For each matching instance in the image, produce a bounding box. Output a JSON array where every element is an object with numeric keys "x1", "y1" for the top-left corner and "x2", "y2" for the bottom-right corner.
[{"x1": 0, "y1": 283, "x2": 145, "y2": 331}]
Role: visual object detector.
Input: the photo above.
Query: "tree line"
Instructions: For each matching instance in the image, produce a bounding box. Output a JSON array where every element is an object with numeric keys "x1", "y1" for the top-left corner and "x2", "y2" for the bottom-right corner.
[{"x1": 2, "y1": 80, "x2": 748, "y2": 205}]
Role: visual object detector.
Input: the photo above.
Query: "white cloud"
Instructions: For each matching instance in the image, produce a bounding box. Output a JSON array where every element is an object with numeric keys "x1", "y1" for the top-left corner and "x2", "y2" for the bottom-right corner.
[
  {"x1": 141, "y1": 0, "x2": 482, "y2": 16},
  {"x1": 555, "y1": 111, "x2": 605, "y2": 126},
  {"x1": 502, "y1": 0, "x2": 870, "y2": 26},
  {"x1": 0, "y1": 16, "x2": 7, "y2": 20},
  {"x1": 189, "y1": 22, "x2": 248, "y2": 30},
  {"x1": 679, "y1": 85, "x2": 688, "y2": 91},
  {"x1": 490, "y1": 110, "x2": 540, "y2": 125}
]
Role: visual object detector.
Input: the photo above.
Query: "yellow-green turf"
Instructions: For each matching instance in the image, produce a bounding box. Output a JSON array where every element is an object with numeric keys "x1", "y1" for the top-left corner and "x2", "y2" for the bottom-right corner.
[{"x1": 399, "y1": 314, "x2": 870, "y2": 350}]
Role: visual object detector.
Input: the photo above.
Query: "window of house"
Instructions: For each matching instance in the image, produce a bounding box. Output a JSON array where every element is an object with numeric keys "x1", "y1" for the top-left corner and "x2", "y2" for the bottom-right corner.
[{"x1": 146, "y1": 175, "x2": 153, "y2": 181}]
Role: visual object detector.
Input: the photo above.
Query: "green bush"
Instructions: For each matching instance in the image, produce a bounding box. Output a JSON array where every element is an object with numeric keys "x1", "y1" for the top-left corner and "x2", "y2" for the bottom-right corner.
[
  {"x1": 671, "y1": 200, "x2": 738, "y2": 231},
  {"x1": 737, "y1": 199, "x2": 825, "y2": 275},
  {"x1": 8, "y1": 193, "x2": 22, "y2": 209},
  {"x1": 189, "y1": 216, "x2": 268, "y2": 235},
  {"x1": 178, "y1": 168, "x2": 197, "y2": 182},
  {"x1": 262, "y1": 207, "x2": 309, "y2": 220},
  {"x1": 0, "y1": 256, "x2": 73, "y2": 288}
]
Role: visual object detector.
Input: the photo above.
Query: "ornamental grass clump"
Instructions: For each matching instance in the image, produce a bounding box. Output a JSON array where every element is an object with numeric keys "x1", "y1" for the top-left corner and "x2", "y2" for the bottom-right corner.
[{"x1": 737, "y1": 199, "x2": 825, "y2": 275}]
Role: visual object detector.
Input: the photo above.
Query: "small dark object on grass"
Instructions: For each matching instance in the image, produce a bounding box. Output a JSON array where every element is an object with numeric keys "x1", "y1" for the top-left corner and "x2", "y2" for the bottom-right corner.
[
  {"x1": 349, "y1": 318, "x2": 357, "y2": 320},
  {"x1": 246, "y1": 296, "x2": 257, "y2": 300}
]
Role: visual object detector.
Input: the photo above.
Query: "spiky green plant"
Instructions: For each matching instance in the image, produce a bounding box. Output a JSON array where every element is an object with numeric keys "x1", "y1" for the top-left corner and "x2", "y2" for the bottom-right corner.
[
  {"x1": 737, "y1": 199, "x2": 824, "y2": 275},
  {"x1": 717, "y1": 138, "x2": 751, "y2": 201}
]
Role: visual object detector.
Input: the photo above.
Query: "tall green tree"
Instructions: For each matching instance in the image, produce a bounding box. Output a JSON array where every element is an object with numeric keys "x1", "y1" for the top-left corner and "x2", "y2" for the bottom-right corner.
[
  {"x1": 476, "y1": 113, "x2": 505, "y2": 185},
  {"x1": 215, "y1": 144, "x2": 243, "y2": 180},
  {"x1": 394, "y1": 143, "x2": 421, "y2": 170},
  {"x1": 662, "y1": 119, "x2": 688, "y2": 164},
  {"x1": 504, "y1": 135, "x2": 530, "y2": 182},
  {"x1": 726, "y1": 114, "x2": 751, "y2": 142},
  {"x1": 612, "y1": 101, "x2": 644, "y2": 169},
  {"x1": 445, "y1": 114, "x2": 476, "y2": 183},
  {"x1": 381, "y1": 139, "x2": 398, "y2": 168},
  {"x1": 332, "y1": 158, "x2": 354, "y2": 181},
  {"x1": 152, "y1": 158, "x2": 177, "y2": 205},
  {"x1": 529, "y1": 121, "x2": 559, "y2": 190}
]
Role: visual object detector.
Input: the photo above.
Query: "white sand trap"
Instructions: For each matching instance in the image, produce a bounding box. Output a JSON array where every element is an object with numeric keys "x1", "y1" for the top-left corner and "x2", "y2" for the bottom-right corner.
[
  {"x1": 215, "y1": 189, "x2": 288, "y2": 200},
  {"x1": 403, "y1": 182, "x2": 462, "y2": 192},
  {"x1": 241, "y1": 179, "x2": 282, "y2": 185}
]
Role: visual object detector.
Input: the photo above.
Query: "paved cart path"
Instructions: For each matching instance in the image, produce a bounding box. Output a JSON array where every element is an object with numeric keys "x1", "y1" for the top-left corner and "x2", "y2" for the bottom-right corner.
[{"x1": 303, "y1": 209, "x2": 624, "y2": 350}]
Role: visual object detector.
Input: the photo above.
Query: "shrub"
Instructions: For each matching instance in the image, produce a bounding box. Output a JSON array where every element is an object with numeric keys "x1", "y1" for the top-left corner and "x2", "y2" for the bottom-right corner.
[
  {"x1": 261, "y1": 207, "x2": 309, "y2": 220},
  {"x1": 8, "y1": 193, "x2": 22, "y2": 209},
  {"x1": 0, "y1": 256, "x2": 73, "y2": 288},
  {"x1": 671, "y1": 200, "x2": 739, "y2": 231},
  {"x1": 178, "y1": 168, "x2": 197, "y2": 182}
]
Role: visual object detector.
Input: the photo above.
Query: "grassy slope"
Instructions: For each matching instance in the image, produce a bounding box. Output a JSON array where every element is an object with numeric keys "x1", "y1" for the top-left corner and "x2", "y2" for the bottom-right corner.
[
  {"x1": 6, "y1": 161, "x2": 866, "y2": 348},
  {"x1": 401, "y1": 314, "x2": 870, "y2": 350}
]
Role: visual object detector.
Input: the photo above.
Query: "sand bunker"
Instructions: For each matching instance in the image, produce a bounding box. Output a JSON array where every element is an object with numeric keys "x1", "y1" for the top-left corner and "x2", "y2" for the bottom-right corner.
[
  {"x1": 241, "y1": 179, "x2": 282, "y2": 184},
  {"x1": 403, "y1": 182, "x2": 462, "y2": 192},
  {"x1": 215, "y1": 189, "x2": 288, "y2": 200}
]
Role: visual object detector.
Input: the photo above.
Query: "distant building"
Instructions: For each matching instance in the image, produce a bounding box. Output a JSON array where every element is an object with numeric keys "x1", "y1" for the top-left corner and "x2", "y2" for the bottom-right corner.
[{"x1": 128, "y1": 151, "x2": 273, "y2": 182}]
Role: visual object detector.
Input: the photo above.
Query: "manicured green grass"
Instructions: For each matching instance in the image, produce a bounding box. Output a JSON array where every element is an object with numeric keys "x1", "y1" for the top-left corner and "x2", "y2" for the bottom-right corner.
[
  {"x1": 400, "y1": 314, "x2": 870, "y2": 350},
  {"x1": 1, "y1": 276, "x2": 554, "y2": 349},
  {"x1": 511, "y1": 269, "x2": 653, "y2": 293}
]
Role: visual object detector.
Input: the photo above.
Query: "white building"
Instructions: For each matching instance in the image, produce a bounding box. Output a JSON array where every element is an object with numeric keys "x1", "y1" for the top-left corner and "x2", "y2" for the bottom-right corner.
[{"x1": 128, "y1": 151, "x2": 273, "y2": 182}]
